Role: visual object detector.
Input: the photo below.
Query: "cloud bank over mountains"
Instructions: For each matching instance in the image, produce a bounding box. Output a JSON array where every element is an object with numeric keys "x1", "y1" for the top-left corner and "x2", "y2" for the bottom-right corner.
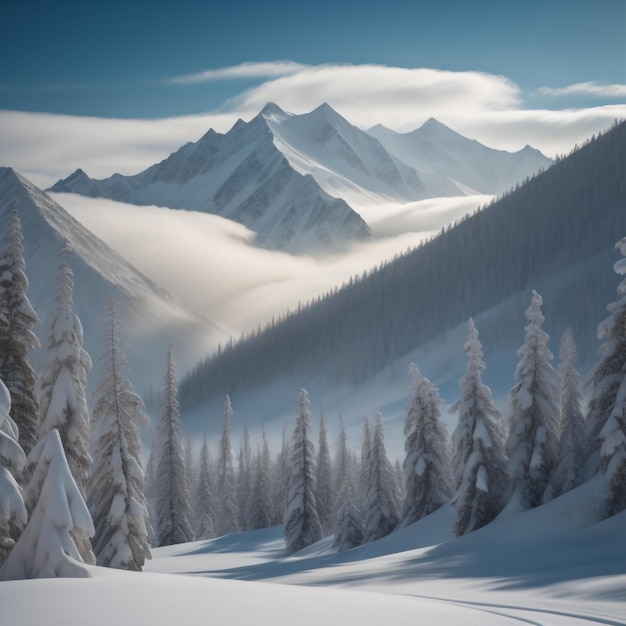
[{"x1": 1, "y1": 62, "x2": 624, "y2": 189}]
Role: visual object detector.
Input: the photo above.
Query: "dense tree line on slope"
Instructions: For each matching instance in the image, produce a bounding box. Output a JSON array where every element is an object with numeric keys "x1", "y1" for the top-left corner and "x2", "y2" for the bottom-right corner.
[{"x1": 180, "y1": 120, "x2": 626, "y2": 409}]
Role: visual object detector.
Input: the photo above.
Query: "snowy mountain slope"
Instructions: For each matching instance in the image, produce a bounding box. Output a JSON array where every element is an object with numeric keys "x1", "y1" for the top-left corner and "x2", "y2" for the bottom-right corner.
[
  {"x1": 263, "y1": 102, "x2": 437, "y2": 202},
  {"x1": 368, "y1": 117, "x2": 554, "y2": 195},
  {"x1": 3, "y1": 478, "x2": 623, "y2": 626},
  {"x1": 0, "y1": 167, "x2": 224, "y2": 392},
  {"x1": 49, "y1": 112, "x2": 371, "y2": 254}
]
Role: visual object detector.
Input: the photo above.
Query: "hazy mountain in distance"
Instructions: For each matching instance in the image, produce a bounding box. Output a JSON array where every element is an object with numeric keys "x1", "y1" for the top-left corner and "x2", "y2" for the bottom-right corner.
[
  {"x1": 0, "y1": 167, "x2": 224, "y2": 393},
  {"x1": 368, "y1": 117, "x2": 553, "y2": 195}
]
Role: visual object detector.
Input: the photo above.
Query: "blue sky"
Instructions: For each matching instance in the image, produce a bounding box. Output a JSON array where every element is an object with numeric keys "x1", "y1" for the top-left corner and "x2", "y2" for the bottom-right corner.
[
  {"x1": 1, "y1": 0, "x2": 625, "y2": 189},
  {"x1": 1, "y1": 0, "x2": 625, "y2": 118}
]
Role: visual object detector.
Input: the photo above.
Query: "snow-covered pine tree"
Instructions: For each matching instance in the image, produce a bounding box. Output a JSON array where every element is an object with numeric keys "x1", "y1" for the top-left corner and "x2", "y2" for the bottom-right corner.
[
  {"x1": 315, "y1": 413, "x2": 334, "y2": 535},
  {"x1": 506, "y1": 290, "x2": 560, "y2": 509},
  {"x1": 38, "y1": 254, "x2": 93, "y2": 563},
  {"x1": 249, "y1": 428, "x2": 273, "y2": 530},
  {"x1": 0, "y1": 379, "x2": 27, "y2": 566},
  {"x1": 184, "y1": 432, "x2": 196, "y2": 524},
  {"x1": 0, "y1": 210, "x2": 40, "y2": 456},
  {"x1": 284, "y1": 389, "x2": 322, "y2": 554},
  {"x1": 332, "y1": 496, "x2": 363, "y2": 552},
  {"x1": 153, "y1": 346, "x2": 193, "y2": 546},
  {"x1": 270, "y1": 425, "x2": 290, "y2": 525},
  {"x1": 333, "y1": 417, "x2": 356, "y2": 527},
  {"x1": 193, "y1": 432, "x2": 215, "y2": 540},
  {"x1": 215, "y1": 395, "x2": 239, "y2": 536},
  {"x1": 400, "y1": 364, "x2": 454, "y2": 527},
  {"x1": 451, "y1": 319, "x2": 508, "y2": 536},
  {"x1": 87, "y1": 301, "x2": 151, "y2": 570},
  {"x1": 236, "y1": 424, "x2": 252, "y2": 532},
  {"x1": 0, "y1": 429, "x2": 94, "y2": 580},
  {"x1": 362, "y1": 412, "x2": 400, "y2": 543},
  {"x1": 551, "y1": 327, "x2": 586, "y2": 497},
  {"x1": 359, "y1": 415, "x2": 372, "y2": 512},
  {"x1": 587, "y1": 238, "x2": 626, "y2": 517}
]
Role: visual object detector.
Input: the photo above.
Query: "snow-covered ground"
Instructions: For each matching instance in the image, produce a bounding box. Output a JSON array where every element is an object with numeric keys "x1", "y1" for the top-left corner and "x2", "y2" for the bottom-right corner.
[{"x1": 4, "y1": 475, "x2": 625, "y2": 625}]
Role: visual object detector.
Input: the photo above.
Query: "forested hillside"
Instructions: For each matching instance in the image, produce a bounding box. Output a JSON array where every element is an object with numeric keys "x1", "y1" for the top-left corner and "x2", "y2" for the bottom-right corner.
[{"x1": 180, "y1": 121, "x2": 626, "y2": 409}]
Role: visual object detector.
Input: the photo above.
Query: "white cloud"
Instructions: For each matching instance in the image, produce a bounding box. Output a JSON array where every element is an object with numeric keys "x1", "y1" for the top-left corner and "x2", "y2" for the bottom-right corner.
[
  {"x1": 53, "y1": 193, "x2": 481, "y2": 334},
  {"x1": 169, "y1": 61, "x2": 309, "y2": 85},
  {"x1": 2, "y1": 63, "x2": 625, "y2": 191},
  {"x1": 536, "y1": 82, "x2": 626, "y2": 98}
]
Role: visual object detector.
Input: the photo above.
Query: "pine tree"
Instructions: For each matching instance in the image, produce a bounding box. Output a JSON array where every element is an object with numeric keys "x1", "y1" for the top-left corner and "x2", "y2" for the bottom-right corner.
[
  {"x1": 552, "y1": 328, "x2": 586, "y2": 497},
  {"x1": 153, "y1": 346, "x2": 193, "y2": 546},
  {"x1": 587, "y1": 238, "x2": 626, "y2": 516},
  {"x1": 215, "y1": 395, "x2": 239, "y2": 536},
  {"x1": 362, "y1": 412, "x2": 400, "y2": 543},
  {"x1": 451, "y1": 319, "x2": 508, "y2": 536},
  {"x1": 284, "y1": 389, "x2": 322, "y2": 554},
  {"x1": 270, "y1": 426, "x2": 290, "y2": 525},
  {"x1": 0, "y1": 378, "x2": 28, "y2": 566},
  {"x1": 38, "y1": 255, "x2": 93, "y2": 563},
  {"x1": 249, "y1": 428, "x2": 273, "y2": 530},
  {"x1": 0, "y1": 429, "x2": 94, "y2": 580},
  {"x1": 236, "y1": 424, "x2": 252, "y2": 532},
  {"x1": 193, "y1": 432, "x2": 215, "y2": 540},
  {"x1": 332, "y1": 497, "x2": 363, "y2": 552},
  {"x1": 88, "y1": 301, "x2": 151, "y2": 570},
  {"x1": 333, "y1": 417, "x2": 356, "y2": 526},
  {"x1": 359, "y1": 415, "x2": 372, "y2": 512},
  {"x1": 0, "y1": 210, "x2": 40, "y2": 456},
  {"x1": 506, "y1": 291, "x2": 560, "y2": 509},
  {"x1": 400, "y1": 364, "x2": 453, "y2": 527},
  {"x1": 315, "y1": 413, "x2": 334, "y2": 535}
]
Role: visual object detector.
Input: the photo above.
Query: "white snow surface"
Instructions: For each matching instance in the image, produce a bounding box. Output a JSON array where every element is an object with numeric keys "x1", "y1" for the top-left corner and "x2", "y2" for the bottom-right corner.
[{"x1": 3, "y1": 474, "x2": 625, "y2": 625}]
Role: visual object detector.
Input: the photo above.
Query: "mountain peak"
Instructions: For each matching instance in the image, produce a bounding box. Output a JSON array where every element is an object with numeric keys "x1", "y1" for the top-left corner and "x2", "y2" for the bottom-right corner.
[{"x1": 260, "y1": 102, "x2": 287, "y2": 118}]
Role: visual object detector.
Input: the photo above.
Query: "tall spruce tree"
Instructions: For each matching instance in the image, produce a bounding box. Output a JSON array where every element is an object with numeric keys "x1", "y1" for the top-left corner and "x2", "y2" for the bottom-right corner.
[
  {"x1": 284, "y1": 389, "x2": 322, "y2": 554},
  {"x1": 506, "y1": 290, "x2": 560, "y2": 509},
  {"x1": 362, "y1": 412, "x2": 400, "y2": 543},
  {"x1": 193, "y1": 432, "x2": 215, "y2": 540},
  {"x1": 88, "y1": 301, "x2": 151, "y2": 570},
  {"x1": 153, "y1": 346, "x2": 193, "y2": 546},
  {"x1": 0, "y1": 210, "x2": 40, "y2": 456},
  {"x1": 249, "y1": 428, "x2": 273, "y2": 530},
  {"x1": 38, "y1": 255, "x2": 93, "y2": 563},
  {"x1": 587, "y1": 238, "x2": 626, "y2": 516},
  {"x1": 552, "y1": 327, "x2": 586, "y2": 497},
  {"x1": 215, "y1": 395, "x2": 239, "y2": 536},
  {"x1": 400, "y1": 364, "x2": 454, "y2": 527},
  {"x1": 451, "y1": 319, "x2": 508, "y2": 536},
  {"x1": 236, "y1": 424, "x2": 252, "y2": 532},
  {"x1": 315, "y1": 413, "x2": 334, "y2": 535}
]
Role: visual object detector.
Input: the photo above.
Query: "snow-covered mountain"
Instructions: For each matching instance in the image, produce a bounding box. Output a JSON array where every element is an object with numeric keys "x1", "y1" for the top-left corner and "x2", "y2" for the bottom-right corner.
[
  {"x1": 49, "y1": 109, "x2": 372, "y2": 254},
  {"x1": 0, "y1": 167, "x2": 224, "y2": 392},
  {"x1": 49, "y1": 103, "x2": 551, "y2": 252},
  {"x1": 368, "y1": 117, "x2": 553, "y2": 195}
]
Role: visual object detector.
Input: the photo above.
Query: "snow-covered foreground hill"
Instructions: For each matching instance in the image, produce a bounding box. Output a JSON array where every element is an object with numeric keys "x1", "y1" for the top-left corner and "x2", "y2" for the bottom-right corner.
[{"x1": 4, "y1": 476, "x2": 625, "y2": 626}]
